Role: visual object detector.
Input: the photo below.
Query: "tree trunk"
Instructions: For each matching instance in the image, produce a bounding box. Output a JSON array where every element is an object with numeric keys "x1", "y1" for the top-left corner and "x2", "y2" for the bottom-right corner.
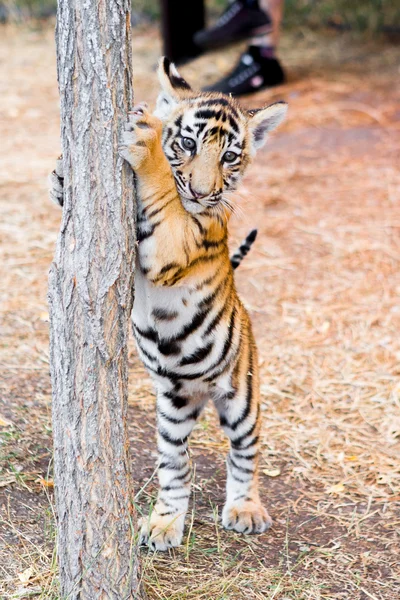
[{"x1": 48, "y1": 0, "x2": 143, "y2": 598}]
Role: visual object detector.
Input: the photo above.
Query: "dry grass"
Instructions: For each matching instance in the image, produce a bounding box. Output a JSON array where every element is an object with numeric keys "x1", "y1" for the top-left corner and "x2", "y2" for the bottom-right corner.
[{"x1": 1, "y1": 23, "x2": 400, "y2": 600}]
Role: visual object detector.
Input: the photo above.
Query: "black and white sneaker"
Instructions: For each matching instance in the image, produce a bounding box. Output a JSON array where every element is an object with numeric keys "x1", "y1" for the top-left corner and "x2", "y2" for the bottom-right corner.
[
  {"x1": 194, "y1": 1, "x2": 272, "y2": 50},
  {"x1": 204, "y1": 45, "x2": 285, "y2": 97}
]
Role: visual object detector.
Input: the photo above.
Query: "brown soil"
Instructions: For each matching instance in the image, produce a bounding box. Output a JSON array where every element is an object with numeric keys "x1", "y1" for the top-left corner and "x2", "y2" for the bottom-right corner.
[{"x1": 1, "y1": 22, "x2": 399, "y2": 600}]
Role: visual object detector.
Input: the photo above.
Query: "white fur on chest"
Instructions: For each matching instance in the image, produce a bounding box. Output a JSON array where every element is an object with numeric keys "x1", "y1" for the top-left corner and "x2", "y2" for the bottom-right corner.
[{"x1": 132, "y1": 267, "x2": 196, "y2": 331}]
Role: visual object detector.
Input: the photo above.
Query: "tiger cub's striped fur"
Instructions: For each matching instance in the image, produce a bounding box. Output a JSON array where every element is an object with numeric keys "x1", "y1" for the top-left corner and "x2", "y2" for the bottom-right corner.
[{"x1": 117, "y1": 59, "x2": 287, "y2": 550}]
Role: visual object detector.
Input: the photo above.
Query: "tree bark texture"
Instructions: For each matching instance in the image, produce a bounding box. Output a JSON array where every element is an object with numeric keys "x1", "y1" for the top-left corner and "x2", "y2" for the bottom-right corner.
[{"x1": 48, "y1": 0, "x2": 142, "y2": 597}]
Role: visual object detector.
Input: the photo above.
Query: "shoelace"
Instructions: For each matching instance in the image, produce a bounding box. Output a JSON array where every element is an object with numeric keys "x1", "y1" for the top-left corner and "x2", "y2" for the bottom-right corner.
[{"x1": 216, "y1": 1, "x2": 241, "y2": 27}]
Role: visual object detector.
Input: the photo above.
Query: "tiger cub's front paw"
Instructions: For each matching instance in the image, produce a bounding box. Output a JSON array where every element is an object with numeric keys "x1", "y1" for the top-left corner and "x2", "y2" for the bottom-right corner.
[
  {"x1": 222, "y1": 499, "x2": 272, "y2": 534},
  {"x1": 118, "y1": 103, "x2": 162, "y2": 170},
  {"x1": 139, "y1": 510, "x2": 185, "y2": 552}
]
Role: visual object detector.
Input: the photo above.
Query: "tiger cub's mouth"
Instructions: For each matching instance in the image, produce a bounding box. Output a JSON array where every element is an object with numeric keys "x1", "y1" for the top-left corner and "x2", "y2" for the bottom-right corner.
[
  {"x1": 174, "y1": 180, "x2": 223, "y2": 212},
  {"x1": 179, "y1": 193, "x2": 223, "y2": 214}
]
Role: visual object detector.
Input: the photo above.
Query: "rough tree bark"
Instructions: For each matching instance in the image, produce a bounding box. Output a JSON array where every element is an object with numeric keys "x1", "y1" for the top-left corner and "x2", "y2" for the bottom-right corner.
[{"x1": 48, "y1": 0, "x2": 143, "y2": 597}]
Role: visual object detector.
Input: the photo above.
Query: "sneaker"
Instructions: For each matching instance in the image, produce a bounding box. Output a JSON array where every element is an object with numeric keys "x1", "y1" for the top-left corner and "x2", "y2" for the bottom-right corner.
[
  {"x1": 203, "y1": 46, "x2": 285, "y2": 96},
  {"x1": 194, "y1": 1, "x2": 272, "y2": 50}
]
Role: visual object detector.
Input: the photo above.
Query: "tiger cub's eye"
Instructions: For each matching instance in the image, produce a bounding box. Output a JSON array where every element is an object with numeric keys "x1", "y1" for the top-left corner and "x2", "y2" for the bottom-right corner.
[
  {"x1": 181, "y1": 137, "x2": 196, "y2": 152},
  {"x1": 223, "y1": 151, "x2": 238, "y2": 163}
]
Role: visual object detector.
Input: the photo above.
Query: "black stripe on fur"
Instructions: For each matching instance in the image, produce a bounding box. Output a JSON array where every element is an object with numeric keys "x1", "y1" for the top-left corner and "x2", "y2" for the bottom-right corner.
[{"x1": 231, "y1": 229, "x2": 258, "y2": 269}]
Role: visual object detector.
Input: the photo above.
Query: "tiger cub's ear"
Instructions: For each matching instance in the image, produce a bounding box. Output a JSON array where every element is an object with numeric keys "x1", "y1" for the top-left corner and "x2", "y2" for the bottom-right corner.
[
  {"x1": 154, "y1": 57, "x2": 193, "y2": 120},
  {"x1": 248, "y1": 101, "x2": 288, "y2": 151}
]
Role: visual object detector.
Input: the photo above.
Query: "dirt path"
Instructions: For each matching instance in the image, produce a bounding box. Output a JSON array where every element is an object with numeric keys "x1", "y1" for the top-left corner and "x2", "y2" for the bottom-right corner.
[{"x1": 1, "y1": 23, "x2": 399, "y2": 599}]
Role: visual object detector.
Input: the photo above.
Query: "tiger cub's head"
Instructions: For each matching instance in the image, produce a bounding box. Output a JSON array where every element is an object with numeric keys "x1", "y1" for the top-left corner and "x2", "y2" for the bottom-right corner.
[{"x1": 153, "y1": 57, "x2": 287, "y2": 215}]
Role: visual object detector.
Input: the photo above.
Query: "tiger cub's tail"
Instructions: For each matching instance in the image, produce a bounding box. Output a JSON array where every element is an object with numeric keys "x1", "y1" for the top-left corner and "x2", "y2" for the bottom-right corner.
[{"x1": 230, "y1": 229, "x2": 258, "y2": 270}]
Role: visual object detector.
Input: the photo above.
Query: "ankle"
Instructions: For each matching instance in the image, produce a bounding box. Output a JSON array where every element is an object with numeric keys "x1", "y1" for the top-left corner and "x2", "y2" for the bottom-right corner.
[
  {"x1": 249, "y1": 44, "x2": 277, "y2": 61},
  {"x1": 258, "y1": 45, "x2": 276, "y2": 59}
]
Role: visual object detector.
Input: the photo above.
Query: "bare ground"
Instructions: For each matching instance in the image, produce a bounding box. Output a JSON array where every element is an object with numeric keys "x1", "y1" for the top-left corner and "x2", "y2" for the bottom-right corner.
[{"x1": 1, "y1": 23, "x2": 400, "y2": 600}]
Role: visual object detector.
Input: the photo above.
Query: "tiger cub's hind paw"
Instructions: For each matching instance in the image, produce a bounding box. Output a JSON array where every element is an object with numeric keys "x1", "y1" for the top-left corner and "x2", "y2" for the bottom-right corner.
[
  {"x1": 222, "y1": 499, "x2": 272, "y2": 534},
  {"x1": 118, "y1": 103, "x2": 162, "y2": 170},
  {"x1": 139, "y1": 511, "x2": 185, "y2": 552}
]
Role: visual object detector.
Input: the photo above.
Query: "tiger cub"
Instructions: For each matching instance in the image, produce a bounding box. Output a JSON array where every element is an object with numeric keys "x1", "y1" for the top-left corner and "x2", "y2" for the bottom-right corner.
[
  {"x1": 49, "y1": 58, "x2": 287, "y2": 551},
  {"x1": 118, "y1": 59, "x2": 287, "y2": 550}
]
